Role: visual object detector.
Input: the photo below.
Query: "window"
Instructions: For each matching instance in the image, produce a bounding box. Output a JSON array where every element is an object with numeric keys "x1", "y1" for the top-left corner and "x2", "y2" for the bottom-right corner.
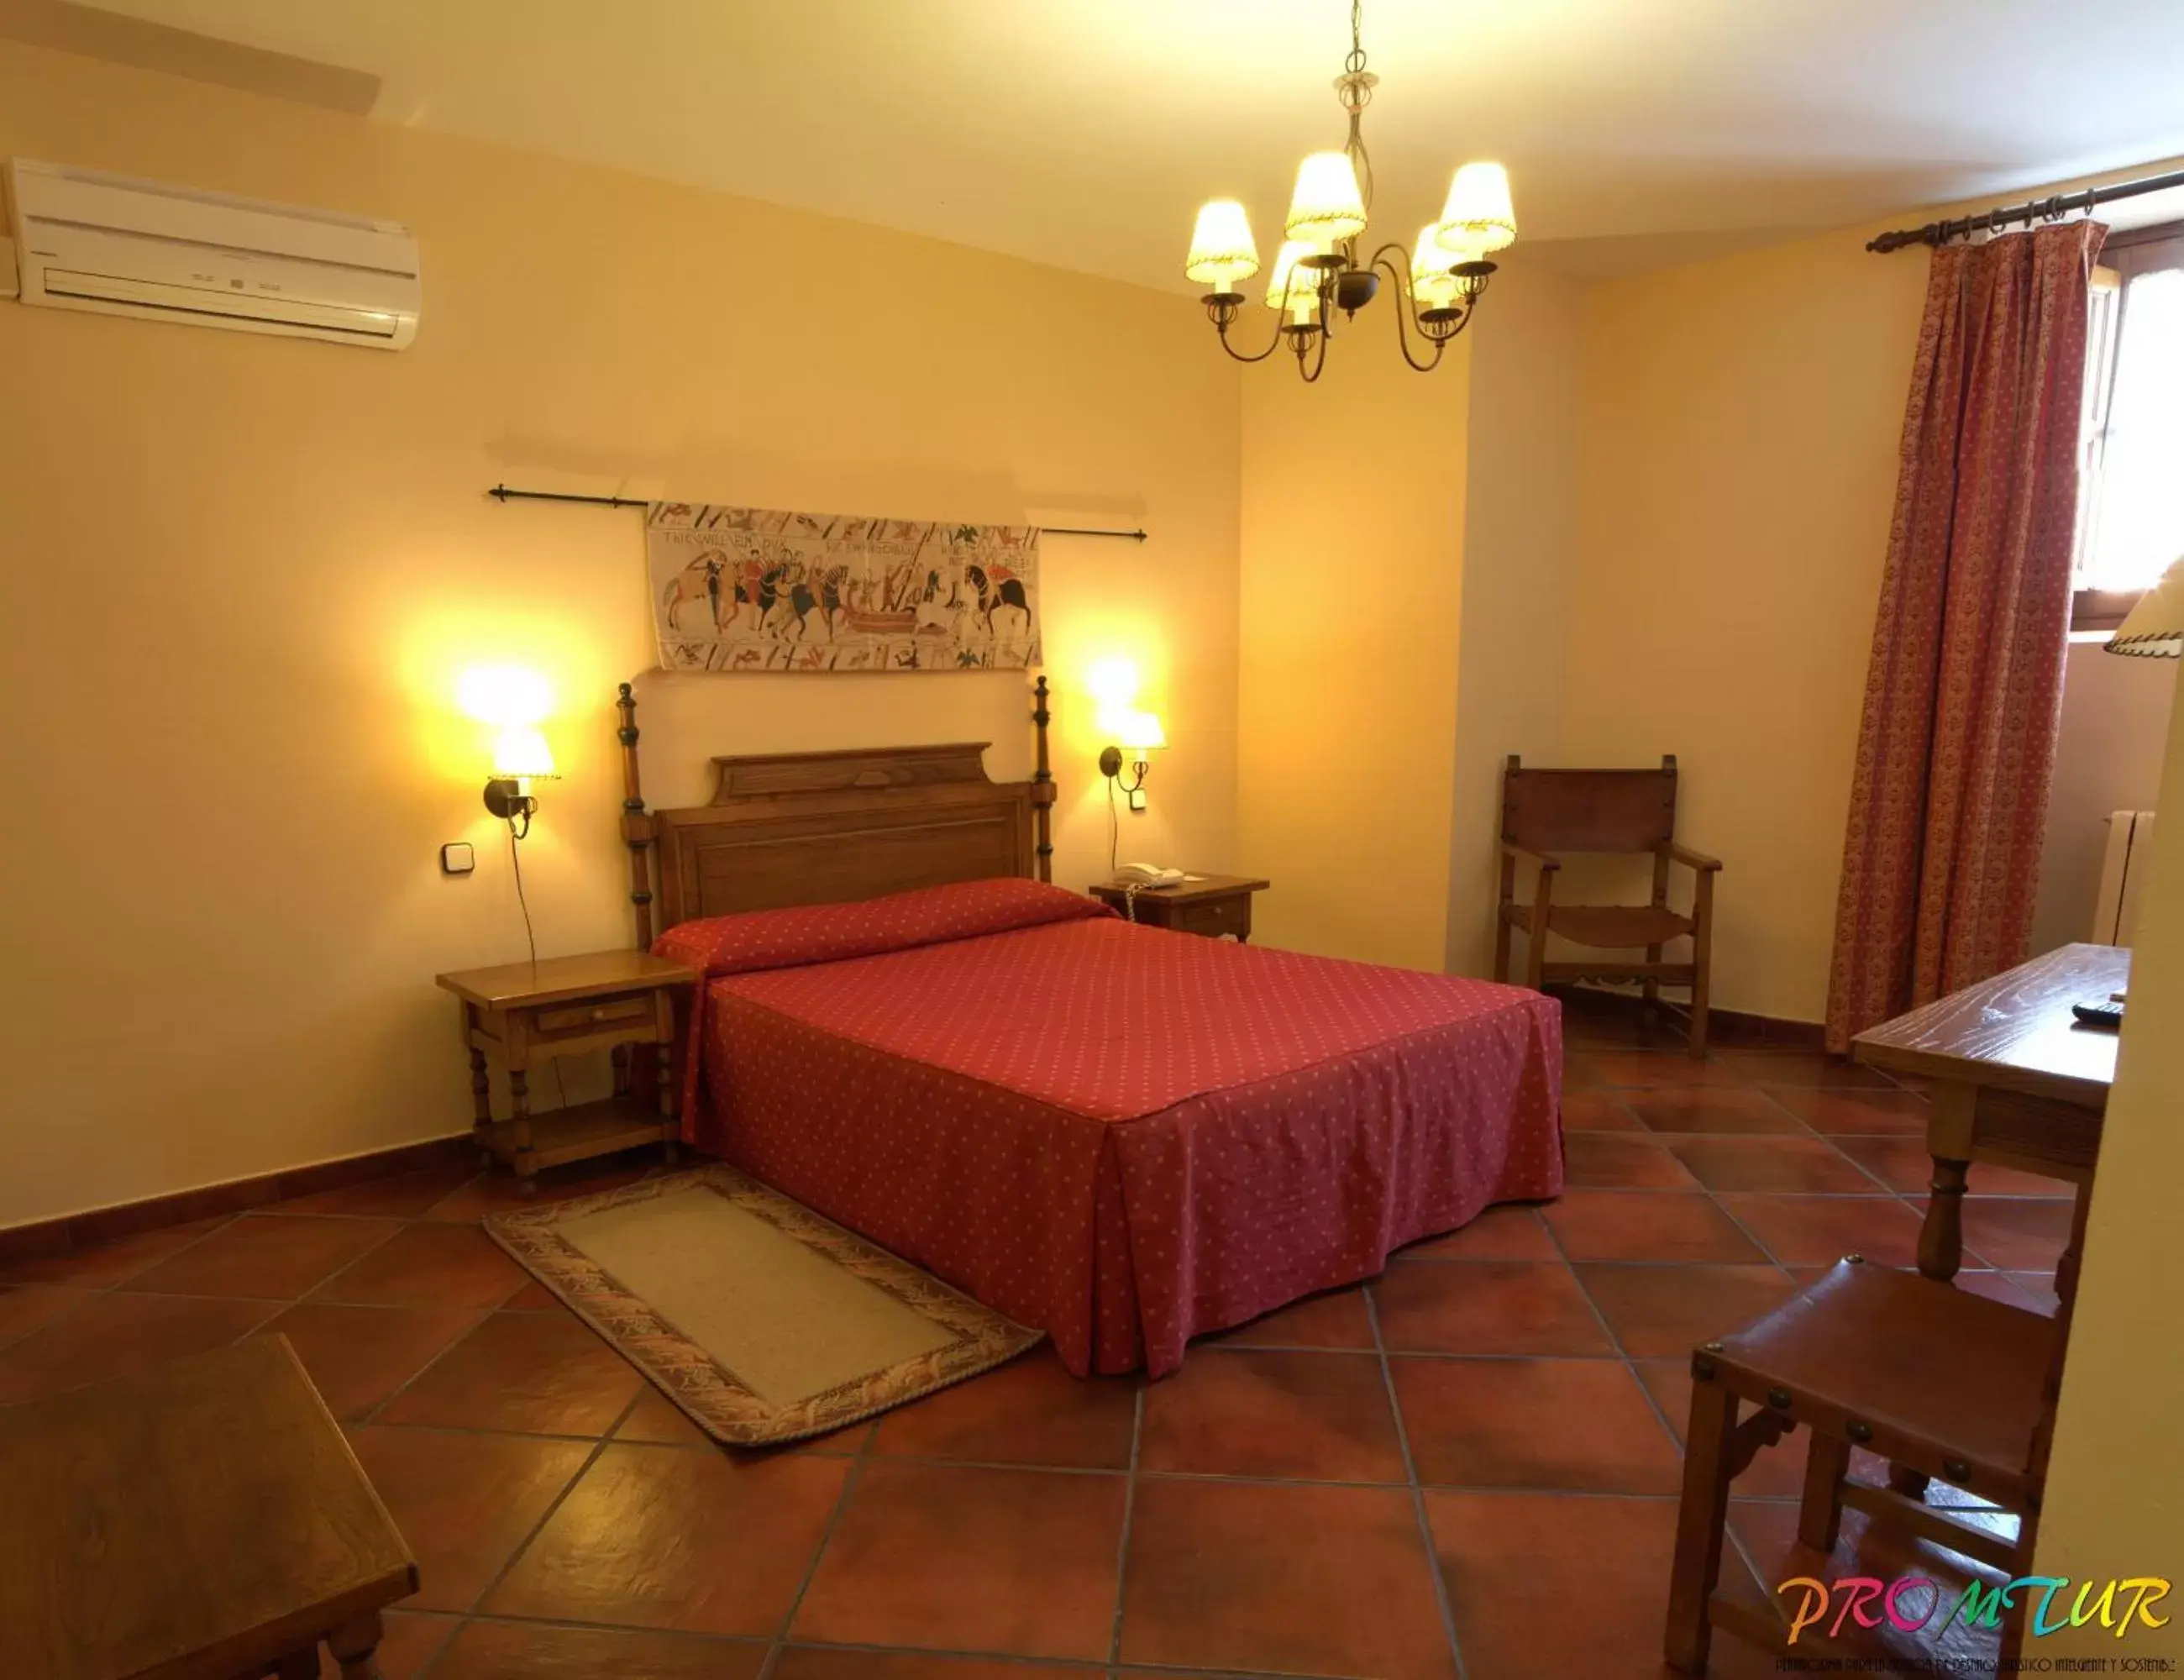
[{"x1": 2074, "y1": 223, "x2": 2184, "y2": 633}]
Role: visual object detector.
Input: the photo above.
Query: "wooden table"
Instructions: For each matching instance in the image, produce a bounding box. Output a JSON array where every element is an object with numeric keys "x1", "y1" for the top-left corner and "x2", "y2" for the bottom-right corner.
[
  {"x1": 1089, "y1": 873, "x2": 1271, "y2": 941},
  {"x1": 0, "y1": 1335, "x2": 417, "y2": 1680},
  {"x1": 1851, "y1": 942, "x2": 2124, "y2": 1309},
  {"x1": 437, "y1": 949, "x2": 697, "y2": 1193}
]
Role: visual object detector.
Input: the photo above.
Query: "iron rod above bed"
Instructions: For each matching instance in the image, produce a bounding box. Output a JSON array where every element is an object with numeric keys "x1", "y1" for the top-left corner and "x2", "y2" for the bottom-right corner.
[{"x1": 489, "y1": 485, "x2": 1147, "y2": 541}]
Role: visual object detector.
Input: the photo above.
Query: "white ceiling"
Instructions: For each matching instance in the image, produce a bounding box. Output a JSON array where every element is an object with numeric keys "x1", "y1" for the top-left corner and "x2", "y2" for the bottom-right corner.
[{"x1": 43, "y1": 0, "x2": 2184, "y2": 285}]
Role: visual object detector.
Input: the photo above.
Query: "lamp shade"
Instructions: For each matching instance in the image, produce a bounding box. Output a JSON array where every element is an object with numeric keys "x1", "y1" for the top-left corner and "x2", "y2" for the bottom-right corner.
[
  {"x1": 1264, "y1": 240, "x2": 1324, "y2": 312},
  {"x1": 491, "y1": 727, "x2": 557, "y2": 779},
  {"x1": 1184, "y1": 198, "x2": 1260, "y2": 290},
  {"x1": 1117, "y1": 709, "x2": 1167, "y2": 753},
  {"x1": 2106, "y1": 557, "x2": 2184, "y2": 657},
  {"x1": 1411, "y1": 224, "x2": 1460, "y2": 309},
  {"x1": 1436, "y1": 161, "x2": 1516, "y2": 254},
  {"x1": 1285, "y1": 150, "x2": 1368, "y2": 242}
]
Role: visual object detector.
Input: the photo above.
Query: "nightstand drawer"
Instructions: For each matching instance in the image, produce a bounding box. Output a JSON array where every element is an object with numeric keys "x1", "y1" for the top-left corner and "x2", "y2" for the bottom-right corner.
[
  {"x1": 533, "y1": 994, "x2": 655, "y2": 1039},
  {"x1": 1174, "y1": 895, "x2": 1251, "y2": 937}
]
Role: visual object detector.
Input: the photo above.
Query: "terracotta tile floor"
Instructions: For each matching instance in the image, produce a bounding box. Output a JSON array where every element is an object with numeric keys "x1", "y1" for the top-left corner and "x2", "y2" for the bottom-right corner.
[{"x1": 0, "y1": 1020, "x2": 2061, "y2": 1679}]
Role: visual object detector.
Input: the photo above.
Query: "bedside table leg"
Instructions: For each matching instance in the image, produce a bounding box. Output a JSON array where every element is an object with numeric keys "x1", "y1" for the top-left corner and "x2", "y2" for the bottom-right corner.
[
  {"x1": 656, "y1": 1041, "x2": 680, "y2": 1167},
  {"x1": 508, "y1": 1068, "x2": 538, "y2": 1194},
  {"x1": 468, "y1": 1046, "x2": 493, "y2": 1164}
]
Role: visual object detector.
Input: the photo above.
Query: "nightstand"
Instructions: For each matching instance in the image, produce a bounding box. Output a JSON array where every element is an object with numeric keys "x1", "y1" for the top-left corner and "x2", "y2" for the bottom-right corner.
[
  {"x1": 1089, "y1": 873, "x2": 1271, "y2": 942},
  {"x1": 436, "y1": 950, "x2": 697, "y2": 1193}
]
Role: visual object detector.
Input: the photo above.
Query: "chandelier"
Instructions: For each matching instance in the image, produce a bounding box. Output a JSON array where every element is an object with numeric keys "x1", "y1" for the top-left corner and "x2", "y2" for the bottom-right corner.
[{"x1": 1182, "y1": 0, "x2": 1517, "y2": 381}]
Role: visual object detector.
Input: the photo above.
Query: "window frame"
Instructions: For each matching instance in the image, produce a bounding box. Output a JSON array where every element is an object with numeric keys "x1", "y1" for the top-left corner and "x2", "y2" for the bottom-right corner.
[{"x1": 2072, "y1": 220, "x2": 2184, "y2": 632}]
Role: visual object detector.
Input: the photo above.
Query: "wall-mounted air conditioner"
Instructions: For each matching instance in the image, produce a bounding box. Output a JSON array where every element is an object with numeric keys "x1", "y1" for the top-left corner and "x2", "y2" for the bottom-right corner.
[{"x1": 6, "y1": 157, "x2": 419, "y2": 349}]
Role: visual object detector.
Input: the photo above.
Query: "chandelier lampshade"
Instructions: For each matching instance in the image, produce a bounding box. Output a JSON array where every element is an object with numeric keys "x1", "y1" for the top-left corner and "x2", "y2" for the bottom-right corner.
[
  {"x1": 1263, "y1": 241, "x2": 1324, "y2": 318},
  {"x1": 1436, "y1": 162, "x2": 1517, "y2": 254},
  {"x1": 1285, "y1": 150, "x2": 1368, "y2": 243},
  {"x1": 1184, "y1": 199, "x2": 1261, "y2": 291},
  {"x1": 1410, "y1": 226, "x2": 1460, "y2": 311}
]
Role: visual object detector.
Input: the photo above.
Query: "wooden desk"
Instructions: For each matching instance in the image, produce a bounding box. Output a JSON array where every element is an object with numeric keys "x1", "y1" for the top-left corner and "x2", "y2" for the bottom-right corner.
[
  {"x1": 0, "y1": 1335, "x2": 417, "y2": 1680},
  {"x1": 437, "y1": 949, "x2": 697, "y2": 1193},
  {"x1": 1089, "y1": 873, "x2": 1270, "y2": 941},
  {"x1": 1851, "y1": 942, "x2": 2124, "y2": 1307}
]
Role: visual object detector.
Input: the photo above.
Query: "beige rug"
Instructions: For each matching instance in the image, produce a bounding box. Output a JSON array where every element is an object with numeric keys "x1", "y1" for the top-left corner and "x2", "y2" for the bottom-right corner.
[{"x1": 485, "y1": 1166, "x2": 1040, "y2": 1445}]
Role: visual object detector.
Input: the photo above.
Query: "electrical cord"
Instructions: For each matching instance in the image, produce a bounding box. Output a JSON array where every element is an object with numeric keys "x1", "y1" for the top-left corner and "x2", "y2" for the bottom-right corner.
[
  {"x1": 1105, "y1": 776, "x2": 1146, "y2": 921},
  {"x1": 507, "y1": 822, "x2": 570, "y2": 1111},
  {"x1": 508, "y1": 822, "x2": 538, "y2": 967}
]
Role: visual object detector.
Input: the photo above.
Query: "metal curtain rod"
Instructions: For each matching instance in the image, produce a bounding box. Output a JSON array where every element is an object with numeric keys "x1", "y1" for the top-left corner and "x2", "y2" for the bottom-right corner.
[
  {"x1": 1866, "y1": 166, "x2": 2184, "y2": 254},
  {"x1": 486, "y1": 484, "x2": 1147, "y2": 541}
]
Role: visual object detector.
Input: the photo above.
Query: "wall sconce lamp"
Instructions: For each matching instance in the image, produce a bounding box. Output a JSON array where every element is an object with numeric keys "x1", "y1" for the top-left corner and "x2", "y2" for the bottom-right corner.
[
  {"x1": 484, "y1": 727, "x2": 556, "y2": 837},
  {"x1": 1099, "y1": 711, "x2": 1167, "y2": 812}
]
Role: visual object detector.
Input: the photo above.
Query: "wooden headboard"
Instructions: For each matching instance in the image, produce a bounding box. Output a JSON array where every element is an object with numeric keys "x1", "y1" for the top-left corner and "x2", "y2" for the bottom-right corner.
[{"x1": 613, "y1": 678, "x2": 1054, "y2": 942}]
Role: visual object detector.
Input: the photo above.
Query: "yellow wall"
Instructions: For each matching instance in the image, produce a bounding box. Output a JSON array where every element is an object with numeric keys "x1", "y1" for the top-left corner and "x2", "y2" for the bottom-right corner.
[
  {"x1": 0, "y1": 41, "x2": 1243, "y2": 1228},
  {"x1": 1235, "y1": 317, "x2": 1469, "y2": 970},
  {"x1": 2035, "y1": 675, "x2": 2184, "y2": 1660},
  {"x1": 1562, "y1": 226, "x2": 1930, "y2": 1021},
  {"x1": 1446, "y1": 257, "x2": 1585, "y2": 977}
]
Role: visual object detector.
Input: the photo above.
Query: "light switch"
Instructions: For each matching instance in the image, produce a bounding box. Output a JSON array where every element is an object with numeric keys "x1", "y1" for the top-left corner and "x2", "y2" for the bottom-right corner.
[{"x1": 440, "y1": 842, "x2": 475, "y2": 876}]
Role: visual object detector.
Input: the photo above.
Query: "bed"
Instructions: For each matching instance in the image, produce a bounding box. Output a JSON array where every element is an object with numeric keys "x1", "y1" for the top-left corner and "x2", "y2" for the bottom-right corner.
[{"x1": 613, "y1": 680, "x2": 1563, "y2": 1375}]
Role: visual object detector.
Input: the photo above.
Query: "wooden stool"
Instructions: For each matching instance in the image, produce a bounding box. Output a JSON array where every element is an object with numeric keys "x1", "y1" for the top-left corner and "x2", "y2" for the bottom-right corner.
[
  {"x1": 1664, "y1": 1257, "x2": 2062, "y2": 1672},
  {"x1": 0, "y1": 1335, "x2": 418, "y2": 1680}
]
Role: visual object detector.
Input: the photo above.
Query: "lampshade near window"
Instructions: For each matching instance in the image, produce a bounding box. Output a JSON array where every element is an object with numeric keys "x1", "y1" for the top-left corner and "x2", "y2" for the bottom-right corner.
[
  {"x1": 1285, "y1": 151, "x2": 1368, "y2": 243},
  {"x1": 2106, "y1": 557, "x2": 2184, "y2": 657},
  {"x1": 1436, "y1": 162, "x2": 1517, "y2": 254},
  {"x1": 1184, "y1": 199, "x2": 1261, "y2": 291}
]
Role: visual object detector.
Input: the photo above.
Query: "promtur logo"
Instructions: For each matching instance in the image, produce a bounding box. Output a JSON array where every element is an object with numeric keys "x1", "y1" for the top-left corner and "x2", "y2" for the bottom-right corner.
[{"x1": 1778, "y1": 1572, "x2": 2171, "y2": 1646}]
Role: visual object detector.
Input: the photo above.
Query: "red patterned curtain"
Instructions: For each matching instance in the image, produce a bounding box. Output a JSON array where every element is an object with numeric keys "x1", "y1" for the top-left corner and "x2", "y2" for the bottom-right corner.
[{"x1": 1824, "y1": 220, "x2": 2106, "y2": 1053}]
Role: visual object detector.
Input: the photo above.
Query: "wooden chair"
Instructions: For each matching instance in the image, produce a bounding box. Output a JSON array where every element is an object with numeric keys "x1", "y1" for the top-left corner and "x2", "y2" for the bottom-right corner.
[
  {"x1": 1664, "y1": 1256, "x2": 2066, "y2": 1672},
  {"x1": 1495, "y1": 753, "x2": 1722, "y2": 1055}
]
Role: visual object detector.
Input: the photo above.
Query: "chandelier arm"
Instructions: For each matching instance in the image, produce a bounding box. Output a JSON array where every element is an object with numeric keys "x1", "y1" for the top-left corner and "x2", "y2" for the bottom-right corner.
[
  {"x1": 1213, "y1": 311, "x2": 1292, "y2": 365},
  {"x1": 1295, "y1": 322, "x2": 1331, "y2": 384},
  {"x1": 1368, "y1": 244, "x2": 1444, "y2": 375}
]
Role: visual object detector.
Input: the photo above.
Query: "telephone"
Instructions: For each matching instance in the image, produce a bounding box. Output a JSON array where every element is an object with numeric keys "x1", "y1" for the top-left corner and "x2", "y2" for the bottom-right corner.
[{"x1": 1113, "y1": 863, "x2": 1188, "y2": 887}]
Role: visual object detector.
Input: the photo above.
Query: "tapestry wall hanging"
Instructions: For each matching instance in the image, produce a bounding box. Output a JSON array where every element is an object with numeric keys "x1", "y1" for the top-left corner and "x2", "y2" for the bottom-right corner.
[{"x1": 648, "y1": 503, "x2": 1041, "y2": 673}]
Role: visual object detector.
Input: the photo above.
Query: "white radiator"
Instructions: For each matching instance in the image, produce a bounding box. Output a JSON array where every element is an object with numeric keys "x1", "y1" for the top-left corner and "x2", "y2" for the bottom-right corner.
[{"x1": 2092, "y1": 811, "x2": 2156, "y2": 946}]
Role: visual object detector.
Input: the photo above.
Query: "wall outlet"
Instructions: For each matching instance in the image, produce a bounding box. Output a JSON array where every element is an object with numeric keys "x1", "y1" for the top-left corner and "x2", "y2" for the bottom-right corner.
[{"x1": 439, "y1": 841, "x2": 475, "y2": 876}]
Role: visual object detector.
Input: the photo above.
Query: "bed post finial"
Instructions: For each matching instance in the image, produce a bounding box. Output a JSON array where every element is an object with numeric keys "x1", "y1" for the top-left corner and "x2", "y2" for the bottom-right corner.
[
  {"x1": 616, "y1": 682, "x2": 657, "y2": 948},
  {"x1": 1031, "y1": 675, "x2": 1054, "y2": 885}
]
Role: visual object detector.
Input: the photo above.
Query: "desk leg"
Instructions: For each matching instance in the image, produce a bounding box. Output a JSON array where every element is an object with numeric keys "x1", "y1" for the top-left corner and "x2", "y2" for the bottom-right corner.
[
  {"x1": 1894, "y1": 1082, "x2": 1977, "y2": 1501},
  {"x1": 2055, "y1": 1184, "x2": 2092, "y2": 1316},
  {"x1": 1919, "y1": 1158, "x2": 1971, "y2": 1282},
  {"x1": 328, "y1": 1609, "x2": 386, "y2": 1680},
  {"x1": 1917, "y1": 1083, "x2": 1977, "y2": 1285}
]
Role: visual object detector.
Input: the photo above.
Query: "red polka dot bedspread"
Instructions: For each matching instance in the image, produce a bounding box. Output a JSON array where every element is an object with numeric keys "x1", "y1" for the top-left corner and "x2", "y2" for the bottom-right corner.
[{"x1": 655, "y1": 879, "x2": 1563, "y2": 1377}]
